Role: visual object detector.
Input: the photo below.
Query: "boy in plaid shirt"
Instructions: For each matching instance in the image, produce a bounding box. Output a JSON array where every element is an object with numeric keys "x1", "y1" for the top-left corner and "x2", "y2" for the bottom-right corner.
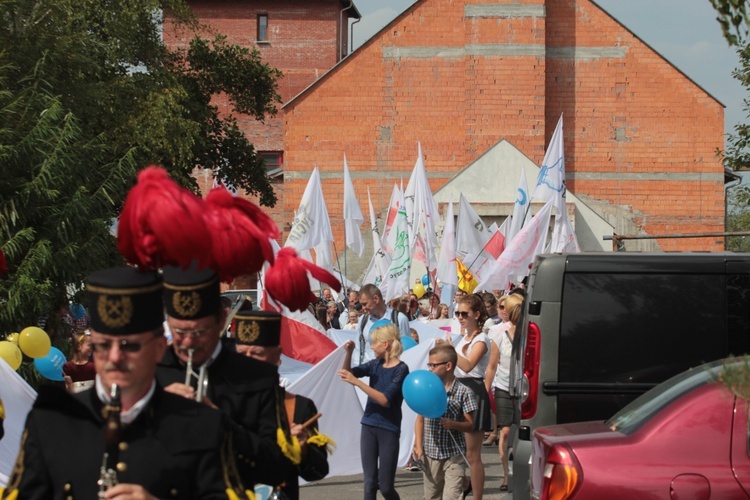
[{"x1": 413, "y1": 344, "x2": 477, "y2": 500}]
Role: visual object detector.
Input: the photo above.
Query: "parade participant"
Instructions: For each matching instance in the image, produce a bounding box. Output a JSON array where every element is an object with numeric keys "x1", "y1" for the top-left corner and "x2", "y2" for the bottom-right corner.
[
  {"x1": 450, "y1": 294, "x2": 493, "y2": 500},
  {"x1": 357, "y1": 284, "x2": 411, "y2": 358},
  {"x1": 339, "y1": 324, "x2": 410, "y2": 500},
  {"x1": 1, "y1": 266, "x2": 237, "y2": 499},
  {"x1": 63, "y1": 331, "x2": 96, "y2": 393},
  {"x1": 156, "y1": 263, "x2": 293, "y2": 491},
  {"x1": 234, "y1": 308, "x2": 331, "y2": 500},
  {"x1": 413, "y1": 344, "x2": 477, "y2": 500}
]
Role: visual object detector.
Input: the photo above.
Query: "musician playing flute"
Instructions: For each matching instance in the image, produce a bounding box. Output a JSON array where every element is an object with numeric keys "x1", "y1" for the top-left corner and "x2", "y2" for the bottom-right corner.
[
  {"x1": 1, "y1": 267, "x2": 238, "y2": 500},
  {"x1": 157, "y1": 264, "x2": 293, "y2": 491},
  {"x1": 234, "y1": 308, "x2": 332, "y2": 499}
]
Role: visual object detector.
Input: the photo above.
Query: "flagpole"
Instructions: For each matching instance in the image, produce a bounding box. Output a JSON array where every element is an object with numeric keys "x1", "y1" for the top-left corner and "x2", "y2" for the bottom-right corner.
[{"x1": 331, "y1": 240, "x2": 349, "y2": 294}]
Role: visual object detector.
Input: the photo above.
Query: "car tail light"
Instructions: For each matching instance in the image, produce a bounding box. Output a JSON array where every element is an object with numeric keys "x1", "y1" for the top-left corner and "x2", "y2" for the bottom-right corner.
[
  {"x1": 541, "y1": 444, "x2": 581, "y2": 500},
  {"x1": 522, "y1": 321, "x2": 541, "y2": 419}
]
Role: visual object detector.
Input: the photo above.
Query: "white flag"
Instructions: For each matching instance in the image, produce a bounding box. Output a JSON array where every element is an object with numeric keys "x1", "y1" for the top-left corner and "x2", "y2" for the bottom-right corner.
[
  {"x1": 549, "y1": 212, "x2": 581, "y2": 253},
  {"x1": 285, "y1": 167, "x2": 334, "y2": 270},
  {"x1": 382, "y1": 183, "x2": 402, "y2": 254},
  {"x1": 533, "y1": 114, "x2": 566, "y2": 215},
  {"x1": 507, "y1": 168, "x2": 531, "y2": 243},
  {"x1": 342, "y1": 155, "x2": 365, "y2": 257},
  {"x1": 381, "y1": 187, "x2": 411, "y2": 303},
  {"x1": 362, "y1": 188, "x2": 391, "y2": 288},
  {"x1": 437, "y1": 194, "x2": 458, "y2": 306},
  {"x1": 476, "y1": 200, "x2": 553, "y2": 291},
  {"x1": 455, "y1": 194, "x2": 489, "y2": 259},
  {"x1": 404, "y1": 143, "x2": 440, "y2": 269}
]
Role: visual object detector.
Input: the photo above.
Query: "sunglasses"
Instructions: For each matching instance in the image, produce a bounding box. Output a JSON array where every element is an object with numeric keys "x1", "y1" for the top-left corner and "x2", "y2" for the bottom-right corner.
[
  {"x1": 91, "y1": 336, "x2": 158, "y2": 355},
  {"x1": 455, "y1": 311, "x2": 471, "y2": 318}
]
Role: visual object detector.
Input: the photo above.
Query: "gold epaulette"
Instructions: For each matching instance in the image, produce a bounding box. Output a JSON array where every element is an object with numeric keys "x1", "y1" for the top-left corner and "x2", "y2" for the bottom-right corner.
[{"x1": 307, "y1": 429, "x2": 337, "y2": 455}]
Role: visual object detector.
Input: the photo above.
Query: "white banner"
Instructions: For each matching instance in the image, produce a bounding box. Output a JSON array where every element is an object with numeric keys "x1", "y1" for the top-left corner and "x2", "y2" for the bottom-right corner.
[{"x1": 343, "y1": 155, "x2": 365, "y2": 257}]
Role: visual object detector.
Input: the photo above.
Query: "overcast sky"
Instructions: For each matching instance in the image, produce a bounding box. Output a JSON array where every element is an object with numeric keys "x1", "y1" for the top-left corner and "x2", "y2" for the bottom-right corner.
[{"x1": 351, "y1": 0, "x2": 745, "y2": 139}]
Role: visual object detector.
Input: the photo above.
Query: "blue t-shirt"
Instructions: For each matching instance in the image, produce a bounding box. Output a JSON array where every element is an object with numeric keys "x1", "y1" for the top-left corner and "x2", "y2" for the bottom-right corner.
[{"x1": 352, "y1": 358, "x2": 410, "y2": 434}]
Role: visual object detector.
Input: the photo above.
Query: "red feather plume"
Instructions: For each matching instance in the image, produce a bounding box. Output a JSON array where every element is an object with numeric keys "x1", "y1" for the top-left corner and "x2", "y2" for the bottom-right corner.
[
  {"x1": 265, "y1": 247, "x2": 341, "y2": 312},
  {"x1": 204, "y1": 187, "x2": 280, "y2": 282},
  {"x1": 0, "y1": 249, "x2": 7, "y2": 278},
  {"x1": 117, "y1": 166, "x2": 213, "y2": 270}
]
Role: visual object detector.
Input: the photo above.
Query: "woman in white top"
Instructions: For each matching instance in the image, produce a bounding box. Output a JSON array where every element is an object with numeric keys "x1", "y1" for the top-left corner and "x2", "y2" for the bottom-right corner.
[
  {"x1": 452, "y1": 294, "x2": 493, "y2": 500},
  {"x1": 485, "y1": 293, "x2": 524, "y2": 491}
]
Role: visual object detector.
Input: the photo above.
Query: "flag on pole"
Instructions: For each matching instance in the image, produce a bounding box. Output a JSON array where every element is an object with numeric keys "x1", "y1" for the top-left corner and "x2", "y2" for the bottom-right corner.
[
  {"x1": 285, "y1": 167, "x2": 334, "y2": 271},
  {"x1": 476, "y1": 200, "x2": 554, "y2": 291},
  {"x1": 437, "y1": 195, "x2": 458, "y2": 306},
  {"x1": 381, "y1": 187, "x2": 411, "y2": 303},
  {"x1": 455, "y1": 194, "x2": 489, "y2": 259},
  {"x1": 456, "y1": 258, "x2": 478, "y2": 294},
  {"x1": 465, "y1": 226, "x2": 506, "y2": 284},
  {"x1": 404, "y1": 143, "x2": 440, "y2": 269},
  {"x1": 507, "y1": 168, "x2": 531, "y2": 243},
  {"x1": 549, "y1": 212, "x2": 581, "y2": 253},
  {"x1": 381, "y1": 183, "x2": 401, "y2": 254},
  {"x1": 362, "y1": 188, "x2": 391, "y2": 287},
  {"x1": 343, "y1": 155, "x2": 365, "y2": 257},
  {"x1": 533, "y1": 114, "x2": 566, "y2": 215}
]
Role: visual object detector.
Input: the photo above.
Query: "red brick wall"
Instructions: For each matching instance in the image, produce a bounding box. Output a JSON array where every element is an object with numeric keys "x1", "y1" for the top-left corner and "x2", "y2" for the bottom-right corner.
[
  {"x1": 284, "y1": 0, "x2": 725, "y2": 252},
  {"x1": 545, "y1": 0, "x2": 725, "y2": 250}
]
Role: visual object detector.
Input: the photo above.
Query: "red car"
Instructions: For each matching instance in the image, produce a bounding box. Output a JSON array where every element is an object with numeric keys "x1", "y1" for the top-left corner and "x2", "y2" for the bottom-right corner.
[{"x1": 530, "y1": 360, "x2": 750, "y2": 499}]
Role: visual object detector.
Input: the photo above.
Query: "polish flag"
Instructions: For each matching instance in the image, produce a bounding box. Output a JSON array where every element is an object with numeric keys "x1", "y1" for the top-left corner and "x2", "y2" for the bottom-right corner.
[{"x1": 263, "y1": 296, "x2": 337, "y2": 365}]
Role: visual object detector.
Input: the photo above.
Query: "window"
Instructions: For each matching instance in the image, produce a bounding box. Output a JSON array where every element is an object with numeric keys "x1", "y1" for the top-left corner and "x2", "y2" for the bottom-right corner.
[
  {"x1": 257, "y1": 14, "x2": 268, "y2": 42},
  {"x1": 259, "y1": 151, "x2": 283, "y2": 177}
]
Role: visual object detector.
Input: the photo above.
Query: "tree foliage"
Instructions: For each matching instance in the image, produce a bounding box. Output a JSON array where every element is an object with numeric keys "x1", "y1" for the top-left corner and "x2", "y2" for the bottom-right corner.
[
  {"x1": 710, "y1": 0, "x2": 750, "y2": 46},
  {"x1": 727, "y1": 184, "x2": 750, "y2": 251},
  {"x1": 0, "y1": 0, "x2": 282, "y2": 334}
]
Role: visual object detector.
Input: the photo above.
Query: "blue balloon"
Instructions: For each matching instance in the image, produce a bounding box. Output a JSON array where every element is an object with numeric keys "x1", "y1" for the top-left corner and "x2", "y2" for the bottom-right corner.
[
  {"x1": 401, "y1": 335, "x2": 417, "y2": 351},
  {"x1": 402, "y1": 370, "x2": 447, "y2": 418},
  {"x1": 371, "y1": 318, "x2": 392, "y2": 330},
  {"x1": 34, "y1": 346, "x2": 66, "y2": 381},
  {"x1": 69, "y1": 303, "x2": 86, "y2": 320},
  {"x1": 421, "y1": 274, "x2": 430, "y2": 286}
]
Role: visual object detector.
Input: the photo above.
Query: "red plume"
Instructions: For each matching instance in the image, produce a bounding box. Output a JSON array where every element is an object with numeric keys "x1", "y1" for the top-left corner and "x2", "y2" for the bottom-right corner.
[
  {"x1": 0, "y1": 249, "x2": 7, "y2": 278},
  {"x1": 204, "y1": 187, "x2": 280, "y2": 282},
  {"x1": 265, "y1": 247, "x2": 341, "y2": 312},
  {"x1": 117, "y1": 166, "x2": 212, "y2": 270}
]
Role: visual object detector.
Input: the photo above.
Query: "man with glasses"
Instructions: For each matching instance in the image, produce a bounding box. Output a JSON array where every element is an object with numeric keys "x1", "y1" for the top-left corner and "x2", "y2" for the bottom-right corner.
[
  {"x1": 156, "y1": 264, "x2": 292, "y2": 491},
  {"x1": 2, "y1": 267, "x2": 238, "y2": 499}
]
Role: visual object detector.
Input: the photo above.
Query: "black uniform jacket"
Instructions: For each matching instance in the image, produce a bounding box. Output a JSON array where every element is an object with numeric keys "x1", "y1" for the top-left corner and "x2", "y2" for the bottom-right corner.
[
  {"x1": 156, "y1": 345, "x2": 293, "y2": 488},
  {"x1": 6, "y1": 384, "x2": 228, "y2": 500},
  {"x1": 282, "y1": 394, "x2": 329, "y2": 500}
]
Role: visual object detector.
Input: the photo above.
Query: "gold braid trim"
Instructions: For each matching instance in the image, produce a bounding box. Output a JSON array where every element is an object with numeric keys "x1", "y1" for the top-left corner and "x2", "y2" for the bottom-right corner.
[
  {"x1": 307, "y1": 429, "x2": 337, "y2": 455},
  {"x1": 220, "y1": 431, "x2": 255, "y2": 500},
  {"x1": 0, "y1": 429, "x2": 27, "y2": 499},
  {"x1": 274, "y1": 385, "x2": 301, "y2": 465}
]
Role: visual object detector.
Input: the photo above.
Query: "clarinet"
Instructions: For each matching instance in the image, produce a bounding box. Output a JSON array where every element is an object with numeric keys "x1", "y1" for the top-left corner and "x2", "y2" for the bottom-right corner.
[{"x1": 98, "y1": 384, "x2": 121, "y2": 498}]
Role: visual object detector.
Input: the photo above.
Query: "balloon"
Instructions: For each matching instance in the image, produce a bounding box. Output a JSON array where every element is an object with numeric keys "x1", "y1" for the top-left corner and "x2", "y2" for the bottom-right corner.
[
  {"x1": 0, "y1": 341, "x2": 22, "y2": 370},
  {"x1": 19, "y1": 326, "x2": 51, "y2": 359},
  {"x1": 33, "y1": 347, "x2": 66, "y2": 381},
  {"x1": 6, "y1": 332, "x2": 19, "y2": 344},
  {"x1": 403, "y1": 369, "x2": 447, "y2": 418},
  {"x1": 70, "y1": 303, "x2": 86, "y2": 320},
  {"x1": 371, "y1": 318, "x2": 392, "y2": 330},
  {"x1": 413, "y1": 283, "x2": 426, "y2": 299},
  {"x1": 421, "y1": 274, "x2": 430, "y2": 286},
  {"x1": 401, "y1": 335, "x2": 417, "y2": 351}
]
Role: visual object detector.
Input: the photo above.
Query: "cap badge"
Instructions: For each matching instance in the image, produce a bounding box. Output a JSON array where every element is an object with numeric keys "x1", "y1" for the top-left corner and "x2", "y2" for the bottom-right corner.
[
  {"x1": 173, "y1": 291, "x2": 201, "y2": 318},
  {"x1": 98, "y1": 295, "x2": 134, "y2": 329},
  {"x1": 238, "y1": 320, "x2": 260, "y2": 344}
]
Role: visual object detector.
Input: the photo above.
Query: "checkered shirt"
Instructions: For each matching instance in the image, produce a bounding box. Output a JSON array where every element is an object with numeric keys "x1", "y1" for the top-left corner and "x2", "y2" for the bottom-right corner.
[{"x1": 423, "y1": 378, "x2": 477, "y2": 460}]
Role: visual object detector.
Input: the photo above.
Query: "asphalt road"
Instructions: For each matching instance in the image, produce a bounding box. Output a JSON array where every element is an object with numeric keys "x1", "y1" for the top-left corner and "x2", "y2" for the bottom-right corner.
[{"x1": 300, "y1": 444, "x2": 513, "y2": 499}]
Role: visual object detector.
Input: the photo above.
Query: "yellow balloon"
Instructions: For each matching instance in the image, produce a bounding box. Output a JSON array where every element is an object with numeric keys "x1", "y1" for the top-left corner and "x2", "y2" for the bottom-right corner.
[
  {"x1": 18, "y1": 326, "x2": 51, "y2": 359},
  {"x1": 6, "y1": 332, "x2": 19, "y2": 345},
  {"x1": 413, "y1": 283, "x2": 426, "y2": 299},
  {"x1": 0, "y1": 341, "x2": 22, "y2": 370}
]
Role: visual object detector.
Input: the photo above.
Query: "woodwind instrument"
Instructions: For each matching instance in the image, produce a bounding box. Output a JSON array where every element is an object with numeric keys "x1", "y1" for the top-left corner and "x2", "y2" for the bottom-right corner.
[{"x1": 98, "y1": 384, "x2": 121, "y2": 498}]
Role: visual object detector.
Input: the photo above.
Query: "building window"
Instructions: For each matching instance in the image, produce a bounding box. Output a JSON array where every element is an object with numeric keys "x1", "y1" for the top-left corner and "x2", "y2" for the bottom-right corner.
[
  {"x1": 257, "y1": 14, "x2": 268, "y2": 42},
  {"x1": 260, "y1": 151, "x2": 283, "y2": 177}
]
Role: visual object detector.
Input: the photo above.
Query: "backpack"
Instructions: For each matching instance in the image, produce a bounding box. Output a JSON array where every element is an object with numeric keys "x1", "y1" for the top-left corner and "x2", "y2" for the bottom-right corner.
[{"x1": 357, "y1": 309, "x2": 403, "y2": 363}]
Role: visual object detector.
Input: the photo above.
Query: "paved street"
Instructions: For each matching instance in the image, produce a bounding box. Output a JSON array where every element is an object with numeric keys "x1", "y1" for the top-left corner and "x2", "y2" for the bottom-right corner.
[{"x1": 301, "y1": 445, "x2": 512, "y2": 499}]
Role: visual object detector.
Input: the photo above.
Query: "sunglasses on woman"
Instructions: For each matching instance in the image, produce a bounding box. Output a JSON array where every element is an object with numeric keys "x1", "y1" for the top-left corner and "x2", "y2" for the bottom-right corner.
[{"x1": 455, "y1": 310, "x2": 471, "y2": 318}]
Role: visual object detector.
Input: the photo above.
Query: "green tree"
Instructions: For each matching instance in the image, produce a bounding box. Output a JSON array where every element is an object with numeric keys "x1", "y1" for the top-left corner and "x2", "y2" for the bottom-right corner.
[
  {"x1": 0, "y1": 0, "x2": 281, "y2": 334},
  {"x1": 710, "y1": 0, "x2": 750, "y2": 46},
  {"x1": 727, "y1": 184, "x2": 750, "y2": 251}
]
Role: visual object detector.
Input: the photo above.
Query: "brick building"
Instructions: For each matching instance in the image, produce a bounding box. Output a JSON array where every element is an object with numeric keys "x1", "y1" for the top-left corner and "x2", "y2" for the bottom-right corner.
[{"x1": 167, "y1": 0, "x2": 726, "y2": 284}]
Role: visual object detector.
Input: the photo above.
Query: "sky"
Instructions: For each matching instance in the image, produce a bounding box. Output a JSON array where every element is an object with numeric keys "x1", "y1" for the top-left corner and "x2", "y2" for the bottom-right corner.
[{"x1": 350, "y1": 0, "x2": 745, "y2": 140}]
